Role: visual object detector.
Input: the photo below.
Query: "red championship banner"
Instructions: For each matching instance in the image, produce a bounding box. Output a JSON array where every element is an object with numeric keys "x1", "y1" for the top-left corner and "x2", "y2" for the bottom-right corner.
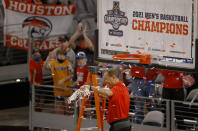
[{"x1": 2, "y1": 0, "x2": 76, "y2": 51}]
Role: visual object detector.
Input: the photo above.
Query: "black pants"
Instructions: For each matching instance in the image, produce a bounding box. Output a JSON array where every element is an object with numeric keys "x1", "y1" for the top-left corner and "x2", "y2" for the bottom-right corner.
[
  {"x1": 109, "y1": 118, "x2": 131, "y2": 131},
  {"x1": 162, "y1": 88, "x2": 184, "y2": 101}
]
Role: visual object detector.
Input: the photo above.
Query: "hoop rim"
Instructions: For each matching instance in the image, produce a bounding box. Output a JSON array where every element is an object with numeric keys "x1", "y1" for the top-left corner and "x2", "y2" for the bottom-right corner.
[{"x1": 112, "y1": 54, "x2": 151, "y2": 64}]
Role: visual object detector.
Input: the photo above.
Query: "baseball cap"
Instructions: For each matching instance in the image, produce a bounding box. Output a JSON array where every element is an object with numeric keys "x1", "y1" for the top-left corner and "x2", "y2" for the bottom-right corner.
[
  {"x1": 32, "y1": 48, "x2": 40, "y2": 54},
  {"x1": 58, "y1": 35, "x2": 69, "y2": 43},
  {"x1": 76, "y1": 52, "x2": 86, "y2": 59}
]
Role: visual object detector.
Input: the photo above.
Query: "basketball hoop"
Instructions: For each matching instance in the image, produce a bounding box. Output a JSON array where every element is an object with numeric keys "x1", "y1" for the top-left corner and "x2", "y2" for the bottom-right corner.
[{"x1": 112, "y1": 54, "x2": 151, "y2": 64}]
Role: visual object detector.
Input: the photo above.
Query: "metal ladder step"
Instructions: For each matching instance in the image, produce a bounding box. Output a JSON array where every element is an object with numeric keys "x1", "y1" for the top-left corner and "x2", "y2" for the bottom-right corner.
[{"x1": 80, "y1": 127, "x2": 98, "y2": 131}]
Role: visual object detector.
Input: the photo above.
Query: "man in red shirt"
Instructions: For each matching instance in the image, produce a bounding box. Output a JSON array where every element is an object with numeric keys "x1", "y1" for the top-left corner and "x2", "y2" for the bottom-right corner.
[
  {"x1": 130, "y1": 66, "x2": 158, "y2": 123},
  {"x1": 29, "y1": 48, "x2": 44, "y2": 111},
  {"x1": 160, "y1": 69, "x2": 184, "y2": 100},
  {"x1": 81, "y1": 68, "x2": 131, "y2": 131},
  {"x1": 159, "y1": 69, "x2": 185, "y2": 129}
]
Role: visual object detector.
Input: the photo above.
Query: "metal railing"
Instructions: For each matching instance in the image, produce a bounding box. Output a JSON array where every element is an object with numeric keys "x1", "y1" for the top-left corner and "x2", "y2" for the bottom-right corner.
[
  {"x1": 171, "y1": 100, "x2": 198, "y2": 131},
  {"x1": 30, "y1": 83, "x2": 198, "y2": 131},
  {"x1": 129, "y1": 96, "x2": 170, "y2": 131},
  {"x1": 30, "y1": 84, "x2": 110, "y2": 131},
  {"x1": 30, "y1": 84, "x2": 77, "y2": 131},
  {"x1": 30, "y1": 84, "x2": 190, "y2": 131}
]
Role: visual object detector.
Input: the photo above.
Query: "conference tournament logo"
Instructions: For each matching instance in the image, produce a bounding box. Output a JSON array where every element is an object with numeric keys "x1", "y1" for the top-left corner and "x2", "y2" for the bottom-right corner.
[
  {"x1": 104, "y1": 1, "x2": 128, "y2": 36},
  {"x1": 22, "y1": 16, "x2": 52, "y2": 38}
]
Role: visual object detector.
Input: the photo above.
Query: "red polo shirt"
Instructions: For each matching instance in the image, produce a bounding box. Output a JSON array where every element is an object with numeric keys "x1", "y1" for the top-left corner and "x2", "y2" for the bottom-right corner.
[
  {"x1": 146, "y1": 68, "x2": 158, "y2": 81},
  {"x1": 107, "y1": 81, "x2": 130, "y2": 123},
  {"x1": 160, "y1": 70, "x2": 183, "y2": 89},
  {"x1": 131, "y1": 66, "x2": 158, "y2": 81},
  {"x1": 131, "y1": 66, "x2": 145, "y2": 78}
]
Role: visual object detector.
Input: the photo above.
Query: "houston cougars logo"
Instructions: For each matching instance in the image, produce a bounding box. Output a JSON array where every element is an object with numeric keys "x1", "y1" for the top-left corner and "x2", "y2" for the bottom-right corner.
[{"x1": 22, "y1": 16, "x2": 52, "y2": 38}]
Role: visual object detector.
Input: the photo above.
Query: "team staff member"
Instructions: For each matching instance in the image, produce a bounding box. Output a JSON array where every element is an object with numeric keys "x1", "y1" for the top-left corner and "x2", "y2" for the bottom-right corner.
[
  {"x1": 81, "y1": 68, "x2": 131, "y2": 131},
  {"x1": 160, "y1": 69, "x2": 184, "y2": 100},
  {"x1": 159, "y1": 69, "x2": 185, "y2": 129},
  {"x1": 130, "y1": 66, "x2": 157, "y2": 123}
]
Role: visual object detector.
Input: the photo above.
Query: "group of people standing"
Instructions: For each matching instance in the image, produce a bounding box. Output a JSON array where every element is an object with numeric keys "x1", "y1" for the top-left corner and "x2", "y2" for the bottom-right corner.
[
  {"x1": 29, "y1": 22, "x2": 94, "y2": 114},
  {"x1": 29, "y1": 20, "x2": 197, "y2": 131}
]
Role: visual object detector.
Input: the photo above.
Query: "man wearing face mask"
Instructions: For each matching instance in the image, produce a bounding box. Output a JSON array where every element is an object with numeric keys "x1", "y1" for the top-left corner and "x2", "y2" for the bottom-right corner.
[
  {"x1": 29, "y1": 48, "x2": 44, "y2": 111},
  {"x1": 44, "y1": 49, "x2": 74, "y2": 114},
  {"x1": 80, "y1": 68, "x2": 131, "y2": 131}
]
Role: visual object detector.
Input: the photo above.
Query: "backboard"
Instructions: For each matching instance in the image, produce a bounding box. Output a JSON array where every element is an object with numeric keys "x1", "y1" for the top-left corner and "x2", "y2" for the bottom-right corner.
[{"x1": 95, "y1": 0, "x2": 198, "y2": 72}]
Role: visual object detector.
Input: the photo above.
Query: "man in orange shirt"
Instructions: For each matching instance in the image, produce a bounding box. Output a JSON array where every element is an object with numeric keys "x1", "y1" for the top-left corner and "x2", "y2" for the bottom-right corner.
[{"x1": 81, "y1": 68, "x2": 131, "y2": 131}]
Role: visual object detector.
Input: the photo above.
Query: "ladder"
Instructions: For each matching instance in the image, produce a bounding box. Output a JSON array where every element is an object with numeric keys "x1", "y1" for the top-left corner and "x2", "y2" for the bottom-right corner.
[{"x1": 76, "y1": 66, "x2": 106, "y2": 131}]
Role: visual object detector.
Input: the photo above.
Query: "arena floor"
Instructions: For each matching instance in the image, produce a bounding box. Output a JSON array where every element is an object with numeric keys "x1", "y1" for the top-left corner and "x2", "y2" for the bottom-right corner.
[{"x1": 0, "y1": 106, "x2": 28, "y2": 131}]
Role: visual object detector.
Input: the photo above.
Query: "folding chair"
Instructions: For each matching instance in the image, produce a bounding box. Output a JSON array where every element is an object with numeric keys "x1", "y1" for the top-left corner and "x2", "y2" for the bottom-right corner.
[
  {"x1": 141, "y1": 111, "x2": 164, "y2": 131},
  {"x1": 183, "y1": 89, "x2": 198, "y2": 131},
  {"x1": 186, "y1": 89, "x2": 198, "y2": 104}
]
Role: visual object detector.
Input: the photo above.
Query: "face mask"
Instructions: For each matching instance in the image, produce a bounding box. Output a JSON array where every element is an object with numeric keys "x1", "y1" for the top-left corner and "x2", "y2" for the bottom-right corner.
[
  {"x1": 32, "y1": 55, "x2": 40, "y2": 63},
  {"x1": 57, "y1": 58, "x2": 65, "y2": 63},
  {"x1": 78, "y1": 63, "x2": 86, "y2": 67}
]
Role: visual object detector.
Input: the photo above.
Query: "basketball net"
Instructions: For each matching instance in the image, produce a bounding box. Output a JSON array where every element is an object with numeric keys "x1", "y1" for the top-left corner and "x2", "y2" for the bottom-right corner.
[{"x1": 67, "y1": 88, "x2": 91, "y2": 104}]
